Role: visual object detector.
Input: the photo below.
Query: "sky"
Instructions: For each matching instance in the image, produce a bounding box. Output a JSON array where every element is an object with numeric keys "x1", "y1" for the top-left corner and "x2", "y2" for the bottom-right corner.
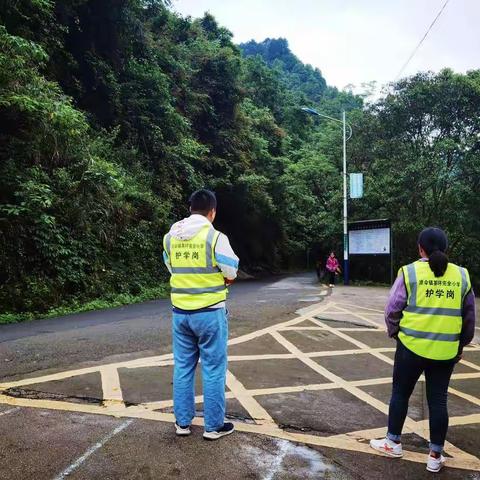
[{"x1": 172, "y1": 0, "x2": 480, "y2": 92}]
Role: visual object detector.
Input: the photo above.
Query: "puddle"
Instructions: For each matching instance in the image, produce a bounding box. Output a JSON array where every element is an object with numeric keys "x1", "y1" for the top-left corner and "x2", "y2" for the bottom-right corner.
[
  {"x1": 298, "y1": 297, "x2": 322, "y2": 302},
  {"x1": 265, "y1": 279, "x2": 319, "y2": 291},
  {"x1": 242, "y1": 438, "x2": 337, "y2": 479}
]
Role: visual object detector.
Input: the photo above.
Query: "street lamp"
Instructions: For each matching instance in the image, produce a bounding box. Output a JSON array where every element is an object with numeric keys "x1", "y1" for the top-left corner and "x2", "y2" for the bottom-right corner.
[{"x1": 301, "y1": 107, "x2": 353, "y2": 285}]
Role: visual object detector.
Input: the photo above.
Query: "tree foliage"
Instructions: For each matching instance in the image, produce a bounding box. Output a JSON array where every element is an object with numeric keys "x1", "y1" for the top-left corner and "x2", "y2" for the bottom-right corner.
[
  {"x1": 1, "y1": 2, "x2": 478, "y2": 317},
  {"x1": 351, "y1": 70, "x2": 480, "y2": 284}
]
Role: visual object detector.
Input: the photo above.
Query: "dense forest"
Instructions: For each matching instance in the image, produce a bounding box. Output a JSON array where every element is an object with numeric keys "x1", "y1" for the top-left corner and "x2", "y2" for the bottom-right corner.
[{"x1": 1, "y1": 0, "x2": 479, "y2": 321}]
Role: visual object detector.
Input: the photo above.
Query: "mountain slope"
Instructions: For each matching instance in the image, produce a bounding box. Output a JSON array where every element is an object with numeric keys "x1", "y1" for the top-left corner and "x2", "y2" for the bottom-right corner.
[{"x1": 240, "y1": 38, "x2": 327, "y2": 102}]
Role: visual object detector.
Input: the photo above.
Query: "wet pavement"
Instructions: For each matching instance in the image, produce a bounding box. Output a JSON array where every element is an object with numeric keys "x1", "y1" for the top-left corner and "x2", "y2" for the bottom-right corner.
[{"x1": 0, "y1": 275, "x2": 479, "y2": 479}]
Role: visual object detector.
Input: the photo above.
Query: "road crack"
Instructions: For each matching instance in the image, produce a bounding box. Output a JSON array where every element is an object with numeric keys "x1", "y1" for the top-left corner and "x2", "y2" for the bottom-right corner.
[{"x1": 4, "y1": 387, "x2": 104, "y2": 405}]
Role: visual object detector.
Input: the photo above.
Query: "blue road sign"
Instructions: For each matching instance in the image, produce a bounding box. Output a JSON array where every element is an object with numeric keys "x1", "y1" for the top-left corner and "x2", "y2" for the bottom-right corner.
[{"x1": 350, "y1": 173, "x2": 363, "y2": 199}]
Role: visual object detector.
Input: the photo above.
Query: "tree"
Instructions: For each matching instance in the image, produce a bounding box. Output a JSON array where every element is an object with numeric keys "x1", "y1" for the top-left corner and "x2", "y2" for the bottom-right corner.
[{"x1": 351, "y1": 70, "x2": 480, "y2": 287}]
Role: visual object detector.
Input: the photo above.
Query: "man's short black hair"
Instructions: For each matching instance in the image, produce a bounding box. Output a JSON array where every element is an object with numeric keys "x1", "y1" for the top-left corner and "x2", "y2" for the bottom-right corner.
[{"x1": 189, "y1": 189, "x2": 217, "y2": 215}]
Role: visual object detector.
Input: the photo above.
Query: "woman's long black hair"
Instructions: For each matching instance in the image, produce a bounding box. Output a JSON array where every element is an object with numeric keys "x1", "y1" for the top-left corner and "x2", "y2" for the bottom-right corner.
[{"x1": 418, "y1": 227, "x2": 449, "y2": 277}]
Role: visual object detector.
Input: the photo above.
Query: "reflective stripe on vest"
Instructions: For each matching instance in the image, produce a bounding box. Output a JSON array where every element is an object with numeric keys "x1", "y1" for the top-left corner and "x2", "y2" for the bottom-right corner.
[
  {"x1": 164, "y1": 225, "x2": 227, "y2": 310},
  {"x1": 398, "y1": 261, "x2": 470, "y2": 360},
  {"x1": 165, "y1": 233, "x2": 171, "y2": 257},
  {"x1": 171, "y1": 285, "x2": 226, "y2": 294},
  {"x1": 205, "y1": 227, "x2": 215, "y2": 268},
  {"x1": 399, "y1": 326, "x2": 460, "y2": 342},
  {"x1": 170, "y1": 267, "x2": 219, "y2": 274}
]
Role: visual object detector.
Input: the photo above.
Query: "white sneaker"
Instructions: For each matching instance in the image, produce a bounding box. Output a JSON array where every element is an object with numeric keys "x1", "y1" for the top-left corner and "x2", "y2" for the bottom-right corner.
[
  {"x1": 203, "y1": 422, "x2": 235, "y2": 441},
  {"x1": 175, "y1": 423, "x2": 191, "y2": 436},
  {"x1": 370, "y1": 437, "x2": 403, "y2": 458},
  {"x1": 426, "y1": 454, "x2": 446, "y2": 473}
]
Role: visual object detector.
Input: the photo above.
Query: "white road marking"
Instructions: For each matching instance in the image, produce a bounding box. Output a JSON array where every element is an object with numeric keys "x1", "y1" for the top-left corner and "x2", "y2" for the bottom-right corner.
[
  {"x1": 0, "y1": 407, "x2": 20, "y2": 417},
  {"x1": 52, "y1": 419, "x2": 133, "y2": 480}
]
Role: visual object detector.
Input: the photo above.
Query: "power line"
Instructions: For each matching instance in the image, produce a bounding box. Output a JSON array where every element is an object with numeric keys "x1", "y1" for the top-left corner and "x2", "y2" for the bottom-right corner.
[{"x1": 395, "y1": 0, "x2": 451, "y2": 81}]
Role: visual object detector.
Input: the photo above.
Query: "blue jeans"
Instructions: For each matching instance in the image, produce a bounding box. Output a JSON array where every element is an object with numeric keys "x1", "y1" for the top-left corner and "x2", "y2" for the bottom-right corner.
[
  {"x1": 387, "y1": 340, "x2": 455, "y2": 453},
  {"x1": 172, "y1": 308, "x2": 228, "y2": 432}
]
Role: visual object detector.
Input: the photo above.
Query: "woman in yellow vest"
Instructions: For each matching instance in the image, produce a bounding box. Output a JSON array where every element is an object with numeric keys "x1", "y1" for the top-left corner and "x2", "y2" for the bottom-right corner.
[{"x1": 370, "y1": 227, "x2": 476, "y2": 473}]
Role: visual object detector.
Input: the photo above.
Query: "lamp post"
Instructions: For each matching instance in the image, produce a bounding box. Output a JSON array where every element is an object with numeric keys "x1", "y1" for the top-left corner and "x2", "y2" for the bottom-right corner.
[{"x1": 301, "y1": 107, "x2": 353, "y2": 285}]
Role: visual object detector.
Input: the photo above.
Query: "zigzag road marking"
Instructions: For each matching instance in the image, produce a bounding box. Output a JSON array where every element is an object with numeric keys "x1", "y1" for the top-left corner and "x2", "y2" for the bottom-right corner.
[{"x1": 1, "y1": 300, "x2": 479, "y2": 472}]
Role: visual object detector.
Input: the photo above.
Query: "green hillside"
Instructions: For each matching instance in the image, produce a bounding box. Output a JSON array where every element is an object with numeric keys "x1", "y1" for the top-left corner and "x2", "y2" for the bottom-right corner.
[{"x1": 240, "y1": 38, "x2": 328, "y2": 103}]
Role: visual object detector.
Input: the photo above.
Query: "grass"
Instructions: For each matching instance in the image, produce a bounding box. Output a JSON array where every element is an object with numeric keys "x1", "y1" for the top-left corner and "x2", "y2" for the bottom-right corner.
[{"x1": 0, "y1": 283, "x2": 170, "y2": 325}]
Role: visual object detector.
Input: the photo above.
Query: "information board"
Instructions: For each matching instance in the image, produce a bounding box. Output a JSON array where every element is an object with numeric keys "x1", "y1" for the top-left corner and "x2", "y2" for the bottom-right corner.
[{"x1": 349, "y1": 227, "x2": 390, "y2": 255}]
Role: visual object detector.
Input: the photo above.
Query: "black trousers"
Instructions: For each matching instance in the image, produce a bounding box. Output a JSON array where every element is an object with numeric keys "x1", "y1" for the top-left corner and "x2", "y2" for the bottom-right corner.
[
  {"x1": 387, "y1": 340, "x2": 455, "y2": 452},
  {"x1": 328, "y1": 271, "x2": 335, "y2": 285}
]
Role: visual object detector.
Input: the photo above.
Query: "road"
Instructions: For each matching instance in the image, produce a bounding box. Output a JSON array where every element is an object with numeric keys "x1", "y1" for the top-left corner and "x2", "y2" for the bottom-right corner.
[{"x1": 0, "y1": 274, "x2": 479, "y2": 479}]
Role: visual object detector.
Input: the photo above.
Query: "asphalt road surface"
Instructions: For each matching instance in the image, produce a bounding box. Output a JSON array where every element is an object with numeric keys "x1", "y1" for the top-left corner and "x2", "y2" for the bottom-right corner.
[{"x1": 1, "y1": 274, "x2": 479, "y2": 480}]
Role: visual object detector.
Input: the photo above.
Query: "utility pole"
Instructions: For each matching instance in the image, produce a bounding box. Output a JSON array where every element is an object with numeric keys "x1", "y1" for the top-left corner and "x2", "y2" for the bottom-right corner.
[
  {"x1": 342, "y1": 110, "x2": 349, "y2": 285},
  {"x1": 301, "y1": 107, "x2": 352, "y2": 285}
]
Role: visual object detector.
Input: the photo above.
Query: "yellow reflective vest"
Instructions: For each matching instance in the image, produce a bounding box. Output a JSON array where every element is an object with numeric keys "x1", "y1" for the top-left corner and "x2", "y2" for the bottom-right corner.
[
  {"x1": 399, "y1": 260, "x2": 471, "y2": 361},
  {"x1": 163, "y1": 225, "x2": 227, "y2": 310}
]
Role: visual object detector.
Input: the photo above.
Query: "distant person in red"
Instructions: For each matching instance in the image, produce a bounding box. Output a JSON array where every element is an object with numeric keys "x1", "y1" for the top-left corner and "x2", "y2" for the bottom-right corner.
[{"x1": 326, "y1": 252, "x2": 341, "y2": 287}]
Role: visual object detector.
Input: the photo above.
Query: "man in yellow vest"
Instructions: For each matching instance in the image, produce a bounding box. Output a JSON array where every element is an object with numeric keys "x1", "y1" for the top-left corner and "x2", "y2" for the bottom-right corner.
[
  {"x1": 163, "y1": 189, "x2": 239, "y2": 440},
  {"x1": 370, "y1": 227, "x2": 476, "y2": 472}
]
